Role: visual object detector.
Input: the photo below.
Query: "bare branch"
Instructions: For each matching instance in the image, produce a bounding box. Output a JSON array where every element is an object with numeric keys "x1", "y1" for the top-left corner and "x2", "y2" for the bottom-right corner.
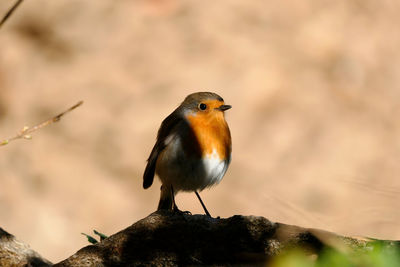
[
  {"x1": 0, "y1": 0, "x2": 24, "y2": 29},
  {"x1": 1, "y1": 101, "x2": 84, "y2": 146}
]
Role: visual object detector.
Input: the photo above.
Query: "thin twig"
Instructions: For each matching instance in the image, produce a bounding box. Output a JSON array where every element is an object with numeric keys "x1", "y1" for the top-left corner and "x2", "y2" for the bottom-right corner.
[
  {"x1": 0, "y1": 0, "x2": 24, "y2": 29},
  {"x1": 0, "y1": 101, "x2": 84, "y2": 146}
]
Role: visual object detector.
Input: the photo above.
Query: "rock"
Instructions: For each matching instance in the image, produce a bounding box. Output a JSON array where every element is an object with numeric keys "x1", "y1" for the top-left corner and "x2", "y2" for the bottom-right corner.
[
  {"x1": 54, "y1": 210, "x2": 364, "y2": 266},
  {"x1": 3, "y1": 210, "x2": 394, "y2": 266},
  {"x1": 0, "y1": 227, "x2": 52, "y2": 267}
]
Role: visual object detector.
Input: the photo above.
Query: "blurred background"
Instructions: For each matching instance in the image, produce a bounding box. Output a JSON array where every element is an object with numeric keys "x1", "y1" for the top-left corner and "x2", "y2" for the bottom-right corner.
[{"x1": 1, "y1": 0, "x2": 400, "y2": 262}]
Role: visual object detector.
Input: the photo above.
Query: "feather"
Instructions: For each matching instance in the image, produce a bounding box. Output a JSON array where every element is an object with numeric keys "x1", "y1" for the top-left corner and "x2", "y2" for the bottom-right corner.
[{"x1": 143, "y1": 109, "x2": 182, "y2": 189}]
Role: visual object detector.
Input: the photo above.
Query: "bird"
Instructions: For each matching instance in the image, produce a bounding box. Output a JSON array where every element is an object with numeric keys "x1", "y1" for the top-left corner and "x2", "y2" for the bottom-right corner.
[{"x1": 143, "y1": 92, "x2": 232, "y2": 216}]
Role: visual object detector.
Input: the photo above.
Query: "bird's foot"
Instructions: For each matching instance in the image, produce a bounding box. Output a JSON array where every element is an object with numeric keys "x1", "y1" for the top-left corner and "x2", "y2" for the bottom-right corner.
[{"x1": 173, "y1": 206, "x2": 192, "y2": 215}]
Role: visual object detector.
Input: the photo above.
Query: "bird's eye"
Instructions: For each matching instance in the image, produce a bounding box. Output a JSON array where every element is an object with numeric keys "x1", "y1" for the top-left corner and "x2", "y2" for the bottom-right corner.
[{"x1": 199, "y1": 103, "x2": 207, "y2": 110}]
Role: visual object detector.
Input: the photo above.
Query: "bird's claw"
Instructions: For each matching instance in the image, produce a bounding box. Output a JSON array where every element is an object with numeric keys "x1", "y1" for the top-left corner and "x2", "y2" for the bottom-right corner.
[{"x1": 173, "y1": 207, "x2": 192, "y2": 215}]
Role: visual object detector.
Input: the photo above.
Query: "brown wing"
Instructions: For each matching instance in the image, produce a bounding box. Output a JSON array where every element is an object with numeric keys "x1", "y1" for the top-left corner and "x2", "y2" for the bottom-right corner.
[{"x1": 143, "y1": 110, "x2": 182, "y2": 189}]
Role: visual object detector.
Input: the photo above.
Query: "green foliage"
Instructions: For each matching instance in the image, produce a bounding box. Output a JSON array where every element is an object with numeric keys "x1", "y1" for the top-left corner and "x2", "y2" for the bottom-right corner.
[
  {"x1": 81, "y1": 230, "x2": 108, "y2": 244},
  {"x1": 271, "y1": 241, "x2": 400, "y2": 267},
  {"x1": 272, "y1": 249, "x2": 315, "y2": 267},
  {"x1": 81, "y1": 233, "x2": 98, "y2": 244},
  {"x1": 93, "y1": 229, "x2": 108, "y2": 241}
]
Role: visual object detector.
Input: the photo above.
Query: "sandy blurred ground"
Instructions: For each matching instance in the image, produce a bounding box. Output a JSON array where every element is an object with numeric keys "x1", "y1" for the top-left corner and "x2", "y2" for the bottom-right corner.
[{"x1": 1, "y1": 0, "x2": 400, "y2": 262}]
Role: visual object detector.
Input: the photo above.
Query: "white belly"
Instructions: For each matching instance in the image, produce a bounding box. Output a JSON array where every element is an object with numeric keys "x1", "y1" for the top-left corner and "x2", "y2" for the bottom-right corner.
[
  {"x1": 202, "y1": 149, "x2": 229, "y2": 186},
  {"x1": 156, "y1": 136, "x2": 230, "y2": 192}
]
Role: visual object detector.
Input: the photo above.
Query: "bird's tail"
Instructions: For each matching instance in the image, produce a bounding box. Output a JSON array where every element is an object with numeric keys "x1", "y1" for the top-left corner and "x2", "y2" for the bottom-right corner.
[{"x1": 157, "y1": 185, "x2": 174, "y2": 210}]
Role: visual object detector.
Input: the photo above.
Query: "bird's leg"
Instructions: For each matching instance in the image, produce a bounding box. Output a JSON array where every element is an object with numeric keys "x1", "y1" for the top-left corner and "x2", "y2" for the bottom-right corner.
[
  {"x1": 171, "y1": 186, "x2": 191, "y2": 215},
  {"x1": 171, "y1": 185, "x2": 178, "y2": 211},
  {"x1": 157, "y1": 184, "x2": 174, "y2": 210},
  {"x1": 195, "y1": 191, "x2": 211, "y2": 217}
]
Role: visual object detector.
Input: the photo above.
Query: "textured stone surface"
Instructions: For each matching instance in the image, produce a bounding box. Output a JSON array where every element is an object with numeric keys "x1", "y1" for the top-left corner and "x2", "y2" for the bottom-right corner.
[
  {"x1": 55, "y1": 211, "x2": 363, "y2": 266},
  {"x1": 2, "y1": 211, "x2": 397, "y2": 266},
  {"x1": 0, "y1": 227, "x2": 51, "y2": 267}
]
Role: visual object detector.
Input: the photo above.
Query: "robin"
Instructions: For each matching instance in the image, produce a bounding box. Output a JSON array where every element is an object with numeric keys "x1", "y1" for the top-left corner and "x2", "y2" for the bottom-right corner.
[{"x1": 143, "y1": 92, "x2": 232, "y2": 216}]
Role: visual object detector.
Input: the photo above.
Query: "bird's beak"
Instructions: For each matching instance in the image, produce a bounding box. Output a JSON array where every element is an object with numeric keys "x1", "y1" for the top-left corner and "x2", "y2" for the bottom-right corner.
[{"x1": 216, "y1": 104, "x2": 232, "y2": 111}]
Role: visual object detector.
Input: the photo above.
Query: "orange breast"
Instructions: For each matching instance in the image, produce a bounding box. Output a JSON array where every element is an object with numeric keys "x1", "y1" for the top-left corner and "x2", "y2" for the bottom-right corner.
[{"x1": 186, "y1": 111, "x2": 231, "y2": 160}]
